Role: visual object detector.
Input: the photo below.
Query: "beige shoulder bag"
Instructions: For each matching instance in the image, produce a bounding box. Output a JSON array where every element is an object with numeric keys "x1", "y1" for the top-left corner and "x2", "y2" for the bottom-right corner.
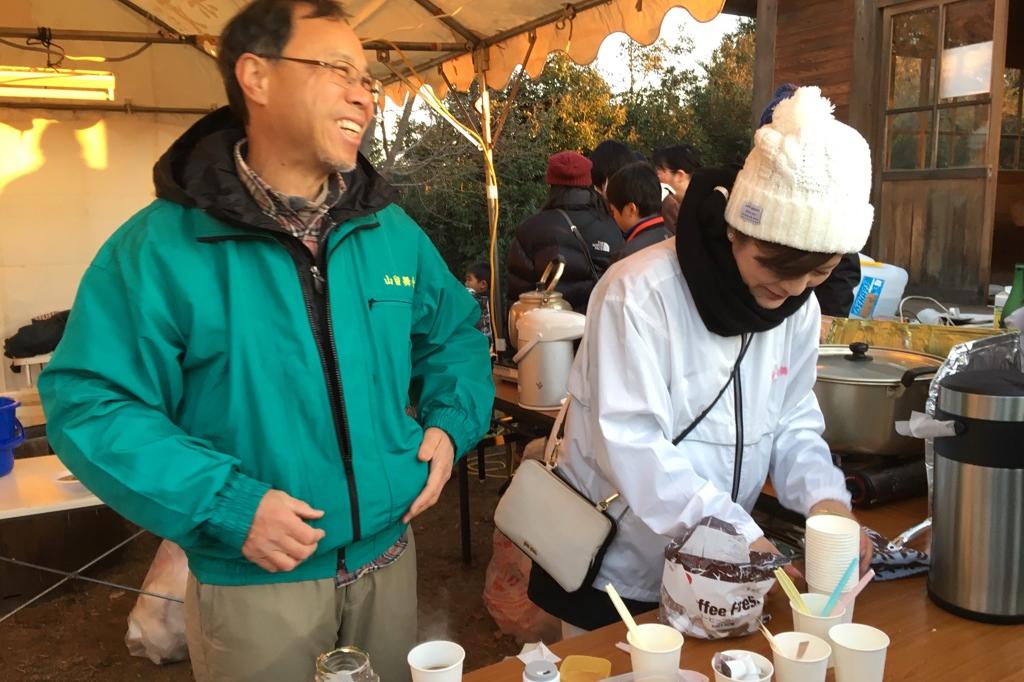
[{"x1": 493, "y1": 396, "x2": 621, "y2": 593}]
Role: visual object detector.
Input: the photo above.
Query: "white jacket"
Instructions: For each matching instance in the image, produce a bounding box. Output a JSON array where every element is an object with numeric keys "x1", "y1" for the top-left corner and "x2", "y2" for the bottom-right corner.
[{"x1": 558, "y1": 239, "x2": 851, "y2": 603}]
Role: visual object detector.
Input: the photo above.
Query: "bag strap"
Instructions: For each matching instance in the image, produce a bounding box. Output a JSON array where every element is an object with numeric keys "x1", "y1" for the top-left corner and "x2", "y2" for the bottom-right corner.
[
  {"x1": 544, "y1": 394, "x2": 622, "y2": 512},
  {"x1": 556, "y1": 209, "x2": 600, "y2": 282},
  {"x1": 672, "y1": 334, "x2": 753, "y2": 445},
  {"x1": 543, "y1": 396, "x2": 571, "y2": 468}
]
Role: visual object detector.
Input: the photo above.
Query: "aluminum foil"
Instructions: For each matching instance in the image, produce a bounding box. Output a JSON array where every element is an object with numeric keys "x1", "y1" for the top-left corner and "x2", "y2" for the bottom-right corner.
[{"x1": 925, "y1": 331, "x2": 1024, "y2": 416}]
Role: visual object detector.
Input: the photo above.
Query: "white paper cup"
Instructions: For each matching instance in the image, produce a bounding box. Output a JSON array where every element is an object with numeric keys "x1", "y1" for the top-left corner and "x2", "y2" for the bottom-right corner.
[
  {"x1": 712, "y1": 649, "x2": 773, "y2": 682},
  {"x1": 627, "y1": 623, "x2": 683, "y2": 680},
  {"x1": 805, "y1": 516, "x2": 860, "y2": 593},
  {"x1": 407, "y1": 641, "x2": 465, "y2": 682},
  {"x1": 790, "y1": 592, "x2": 852, "y2": 668},
  {"x1": 807, "y1": 582, "x2": 856, "y2": 620},
  {"x1": 771, "y1": 631, "x2": 830, "y2": 682},
  {"x1": 829, "y1": 623, "x2": 890, "y2": 682},
  {"x1": 805, "y1": 515, "x2": 860, "y2": 539}
]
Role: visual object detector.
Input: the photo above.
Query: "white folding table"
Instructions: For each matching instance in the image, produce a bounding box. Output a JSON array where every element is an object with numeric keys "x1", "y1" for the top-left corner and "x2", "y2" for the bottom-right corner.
[{"x1": 0, "y1": 455, "x2": 179, "y2": 623}]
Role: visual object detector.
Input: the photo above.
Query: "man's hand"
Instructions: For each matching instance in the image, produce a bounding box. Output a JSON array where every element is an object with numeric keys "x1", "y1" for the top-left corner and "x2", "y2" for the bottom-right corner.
[
  {"x1": 808, "y1": 499, "x2": 875, "y2": 575},
  {"x1": 402, "y1": 427, "x2": 455, "y2": 524},
  {"x1": 242, "y1": 490, "x2": 326, "y2": 573}
]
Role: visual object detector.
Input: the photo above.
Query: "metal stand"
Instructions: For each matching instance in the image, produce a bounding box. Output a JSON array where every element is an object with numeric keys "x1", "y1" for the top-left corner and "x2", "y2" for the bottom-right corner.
[{"x1": 0, "y1": 529, "x2": 180, "y2": 624}]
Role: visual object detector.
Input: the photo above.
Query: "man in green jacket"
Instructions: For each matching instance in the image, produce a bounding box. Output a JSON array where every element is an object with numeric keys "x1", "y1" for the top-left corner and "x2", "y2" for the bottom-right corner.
[{"x1": 38, "y1": 1, "x2": 493, "y2": 680}]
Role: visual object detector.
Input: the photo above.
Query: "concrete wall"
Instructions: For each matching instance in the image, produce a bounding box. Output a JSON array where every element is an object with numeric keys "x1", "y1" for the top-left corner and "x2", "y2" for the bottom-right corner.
[{"x1": 0, "y1": 0, "x2": 225, "y2": 390}]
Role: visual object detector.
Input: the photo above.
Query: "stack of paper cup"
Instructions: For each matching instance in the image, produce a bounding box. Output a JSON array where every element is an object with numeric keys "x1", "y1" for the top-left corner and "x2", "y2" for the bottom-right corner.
[{"x1": 804, "y1": 515, "x2": 860, "y2": 616}]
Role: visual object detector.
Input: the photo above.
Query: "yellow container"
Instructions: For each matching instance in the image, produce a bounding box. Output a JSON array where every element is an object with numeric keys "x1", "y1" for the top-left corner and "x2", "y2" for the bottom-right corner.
[{"x1": 559, "y1": 655, "x2": 612, "y2": 682}]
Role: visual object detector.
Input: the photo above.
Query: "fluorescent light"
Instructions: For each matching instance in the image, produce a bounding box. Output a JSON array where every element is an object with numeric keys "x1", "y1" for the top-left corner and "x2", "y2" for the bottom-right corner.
[{"x1": 0, "y1": 66, "x2": 115, "y2": 102}]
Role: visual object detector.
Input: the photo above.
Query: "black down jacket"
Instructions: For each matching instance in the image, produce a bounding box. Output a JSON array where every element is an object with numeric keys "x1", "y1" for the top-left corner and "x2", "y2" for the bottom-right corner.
[{"x1": 506, "y1": 189, "x2": 623, "y2": 314}]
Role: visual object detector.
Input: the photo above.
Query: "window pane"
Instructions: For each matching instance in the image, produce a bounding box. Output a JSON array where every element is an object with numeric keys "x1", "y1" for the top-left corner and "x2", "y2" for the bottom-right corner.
[
  {"x1": 940, "y1": 0, "x2": 994, "y2": 101},
  {"x1": 1003, "y1": 69, "x2": 1022, "y2": 135},
  {"x1": 936, "y1": 104, "x2": 989, "y2": 168},
  {"x1": 999, "y1": 135, "x2": 1019, "y2": 170},
  {"x1": 890, "y1": 9, "x2": 939, "y2": 108},
  {"x1": 887, "y1": 111, "x2": 934, "y2": 169}
]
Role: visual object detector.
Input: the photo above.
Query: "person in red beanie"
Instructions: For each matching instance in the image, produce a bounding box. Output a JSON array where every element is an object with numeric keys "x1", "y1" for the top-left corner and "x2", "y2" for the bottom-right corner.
[{"x1": 506, "y1": 151, "x2": 623, "y2": 320}]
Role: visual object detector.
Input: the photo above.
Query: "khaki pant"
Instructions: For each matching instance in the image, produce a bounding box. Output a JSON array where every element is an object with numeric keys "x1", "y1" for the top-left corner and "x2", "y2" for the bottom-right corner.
[{"x1": 185, "y1": 532, "x2": 417, "y2": 682}]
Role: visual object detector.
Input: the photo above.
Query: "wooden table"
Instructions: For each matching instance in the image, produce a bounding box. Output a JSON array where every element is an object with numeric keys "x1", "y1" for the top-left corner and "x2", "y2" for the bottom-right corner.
[{"x1": 465, "y1": 494, "x2": 1024, "y2": 680}]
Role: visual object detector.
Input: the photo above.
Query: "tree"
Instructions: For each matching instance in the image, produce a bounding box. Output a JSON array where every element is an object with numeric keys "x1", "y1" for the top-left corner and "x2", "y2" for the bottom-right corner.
[
  {"x1": 615, "y1": 37, "x2": 702, "y2": 153},
  {"x1": 681, "y1": 19, "x2": 756, "y2": 166},
  {"x1": 386, "y1": 53, "x2": 625, "y2": 273},
  {"x1": 379, "y1": 20, "x2": 757, "y2": 272}
]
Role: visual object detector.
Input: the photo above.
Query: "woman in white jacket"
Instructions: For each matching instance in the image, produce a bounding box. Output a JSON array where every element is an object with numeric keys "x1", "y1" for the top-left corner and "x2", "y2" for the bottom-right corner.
[{"x1": 529, "y1": 87, "x2": 874, "y2": 633}]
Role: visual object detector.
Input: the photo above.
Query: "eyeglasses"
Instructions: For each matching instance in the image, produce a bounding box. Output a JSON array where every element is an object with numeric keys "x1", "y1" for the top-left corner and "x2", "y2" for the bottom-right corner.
[{"x1": 256, "y1": 54, "x2": 381, "y2": 95}]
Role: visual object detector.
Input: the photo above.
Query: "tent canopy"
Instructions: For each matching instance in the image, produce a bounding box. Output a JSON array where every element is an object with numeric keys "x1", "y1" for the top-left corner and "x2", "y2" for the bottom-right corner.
[{"x1": 123, "y1": 0, "x2": 733, "y2": 97}]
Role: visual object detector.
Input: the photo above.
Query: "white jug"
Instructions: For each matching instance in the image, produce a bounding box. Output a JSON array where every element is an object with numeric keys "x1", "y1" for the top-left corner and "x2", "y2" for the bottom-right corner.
[
  {"x1": 850, "y1": 255, "x2": 908, "y2": 319},
  {"x1": 513, "y1": 309, "x2": 586, "y2": 410}
]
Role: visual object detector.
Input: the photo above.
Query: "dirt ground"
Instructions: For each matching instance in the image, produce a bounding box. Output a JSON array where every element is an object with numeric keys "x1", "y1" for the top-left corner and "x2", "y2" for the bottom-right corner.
[{"x1": 0, "y1": 455, "x2": 526, "y2": 680}]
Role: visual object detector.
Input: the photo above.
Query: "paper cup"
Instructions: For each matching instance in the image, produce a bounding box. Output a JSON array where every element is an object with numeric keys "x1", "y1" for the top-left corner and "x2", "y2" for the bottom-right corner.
[
  {"x1": 829, "y1": 623, "x2": 890, "y2": 682},
  {"x1": 807, "y1": 582, "x2": 856, "y2": 620},
  {"x1": 771, "y1": 631, "x2": 830, "y2": 682},
  {"x1": 627, "y1": 623, "x2": 683, "y2": 680},
  {"x1": 790, "y1": 592, "x2": 852, "y2": 668},
  {"x1": 712, "y1": 650, "x2": 773, "y2": 682},
  {"x1": 407, "y1": 641, "x2": 465, "y2": 682},
  {"x1": 805, "y1": 515, "x2": 860, "y2": 593}
]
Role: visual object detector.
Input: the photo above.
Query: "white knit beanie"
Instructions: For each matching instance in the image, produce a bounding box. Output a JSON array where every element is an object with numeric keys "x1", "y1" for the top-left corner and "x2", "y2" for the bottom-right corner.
[{"x1": 724, "y1": 87, "x2": 873, "y2": 254}]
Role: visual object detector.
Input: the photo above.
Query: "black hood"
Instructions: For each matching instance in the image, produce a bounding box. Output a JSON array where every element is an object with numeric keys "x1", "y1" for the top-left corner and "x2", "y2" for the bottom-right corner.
[{"x1": 153, "y1": 106, "x2": 396, "y2": 233}]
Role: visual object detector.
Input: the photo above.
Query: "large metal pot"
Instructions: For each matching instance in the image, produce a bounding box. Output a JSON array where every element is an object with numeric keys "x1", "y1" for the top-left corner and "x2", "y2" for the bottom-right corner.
[
  {"x1": 814, "y1": 342, "x2": 944, "y2": 456},
  {"x1": 507, "y1": 258, "x2": 573, "y2": 351}
]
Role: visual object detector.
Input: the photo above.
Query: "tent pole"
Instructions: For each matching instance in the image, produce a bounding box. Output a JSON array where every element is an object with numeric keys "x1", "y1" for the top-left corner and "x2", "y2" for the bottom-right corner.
[{"x1": 475, "y1": 53, "x2": 506, "y2": 357}]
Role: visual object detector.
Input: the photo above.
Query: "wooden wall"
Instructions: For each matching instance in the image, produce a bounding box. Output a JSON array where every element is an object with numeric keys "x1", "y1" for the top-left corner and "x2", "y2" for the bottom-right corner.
[
  {"x1": 773, "y1": 0, "x2": 855, "y2": 122},
  {"x1": 992, "y1": 171, "x2": 1024, "y2": 284},
  {"x1": 879, "y1": 177, "x2": 988, "y2": 301}
]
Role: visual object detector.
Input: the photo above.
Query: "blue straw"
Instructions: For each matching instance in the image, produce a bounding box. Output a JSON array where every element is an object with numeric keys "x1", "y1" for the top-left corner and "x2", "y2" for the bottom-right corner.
[{"x1": 821, "y1": 556, "x2": 859, "y2": 617}]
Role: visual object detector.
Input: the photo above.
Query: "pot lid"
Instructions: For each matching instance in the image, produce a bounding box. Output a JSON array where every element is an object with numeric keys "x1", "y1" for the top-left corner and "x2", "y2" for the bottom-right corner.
[{"x1": 817, "y1": 342, "x2": 944, "y2": 385}]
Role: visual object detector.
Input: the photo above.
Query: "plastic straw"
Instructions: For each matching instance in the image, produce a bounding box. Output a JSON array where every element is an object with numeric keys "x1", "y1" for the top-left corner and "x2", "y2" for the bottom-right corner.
[
  {"x1": 821, "y1": 556, "x2": 859, "y2": 616},
  {"x1": 774, "y1": 568, "x2": 810, "y2": 615},
  {"x1": 604, "y1": 583, "x2": 644, "y2": 647},
  {"x1": 830, "y1": 568, "x2": 875, "y2": 616}
]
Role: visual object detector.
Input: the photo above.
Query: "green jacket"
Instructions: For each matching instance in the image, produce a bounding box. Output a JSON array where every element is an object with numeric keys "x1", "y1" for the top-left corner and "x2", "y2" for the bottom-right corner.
[{"x1": 39, "y1": 108, "x2": 494, "y2": 585}]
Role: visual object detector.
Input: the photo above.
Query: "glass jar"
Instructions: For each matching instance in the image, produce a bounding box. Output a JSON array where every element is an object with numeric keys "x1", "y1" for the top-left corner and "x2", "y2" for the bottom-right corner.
[{"x1": 315, "y1": 646, "x2": 379, "y2": 682}]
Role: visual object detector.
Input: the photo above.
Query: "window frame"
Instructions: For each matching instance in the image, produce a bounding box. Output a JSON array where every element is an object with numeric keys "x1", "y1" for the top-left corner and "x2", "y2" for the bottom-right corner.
[{"x1": 881, "y1": 0, "x2": 997, "y2": 177}]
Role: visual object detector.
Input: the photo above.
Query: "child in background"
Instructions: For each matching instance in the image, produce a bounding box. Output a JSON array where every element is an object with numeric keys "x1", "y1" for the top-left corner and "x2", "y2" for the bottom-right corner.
[{"x1": 465, "y1": 261, "x2": 493, "y2": 350}]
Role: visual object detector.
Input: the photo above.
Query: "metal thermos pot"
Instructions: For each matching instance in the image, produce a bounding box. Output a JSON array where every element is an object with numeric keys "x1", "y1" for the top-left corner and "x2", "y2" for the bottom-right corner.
[{"x1": 929, "y1": 369, "x2": 1024, "y2": 623}]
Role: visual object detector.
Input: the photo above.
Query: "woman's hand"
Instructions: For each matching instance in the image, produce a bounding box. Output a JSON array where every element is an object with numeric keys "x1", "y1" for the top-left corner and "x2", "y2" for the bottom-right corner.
[
  {"x1": 751, "y1": 535, "x2": 806, "y2": 592},
  {"x1": 808, "y1": 499, "x2": 875, "y2": 575}
]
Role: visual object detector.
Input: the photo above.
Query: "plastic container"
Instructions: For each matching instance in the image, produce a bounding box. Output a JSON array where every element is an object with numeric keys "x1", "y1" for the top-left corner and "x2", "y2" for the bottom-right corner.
[
  {"x1": 0, "y1": 397, "x2": 24, "y2": 477},
  {"x1": 999, "y1": 263, "x2": 1024, "y2": 329},
  {"x1": 0, "y1": 397, "x2": 21, "y2": 441},
  {"x1": 849, "y1": 255, "x2": 908, "y2": 320},
  {"x1": 523, "y1": 660, "x2": 559, "y2": 681}
]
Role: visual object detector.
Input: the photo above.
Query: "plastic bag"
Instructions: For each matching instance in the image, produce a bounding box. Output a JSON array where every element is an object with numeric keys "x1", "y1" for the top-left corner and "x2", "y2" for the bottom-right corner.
[
  {"x1": 125, "y1": 540, "x2": 190, "y2": 664},
  {"x1": 660, "y1": 517, "x2": 786, "y2": 640},
  {"x1": 482, "y1": 529, "x2": 560, "y2": 643}
]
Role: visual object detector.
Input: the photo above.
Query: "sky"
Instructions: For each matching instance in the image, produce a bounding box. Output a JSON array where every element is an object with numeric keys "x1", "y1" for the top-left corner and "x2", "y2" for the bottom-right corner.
[
  {"x1": 377, "y1": 8, "x2": 741, "y2": 141},
  {"x1": 592, "y1": 7, "x2": 740, "y2": 93}
]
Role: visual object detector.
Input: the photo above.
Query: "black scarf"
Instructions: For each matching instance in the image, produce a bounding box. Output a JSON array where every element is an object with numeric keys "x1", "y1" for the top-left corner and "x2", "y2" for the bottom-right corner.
[{"x1": 675, "y1": 166, "x2": 811, "y2": 337}]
